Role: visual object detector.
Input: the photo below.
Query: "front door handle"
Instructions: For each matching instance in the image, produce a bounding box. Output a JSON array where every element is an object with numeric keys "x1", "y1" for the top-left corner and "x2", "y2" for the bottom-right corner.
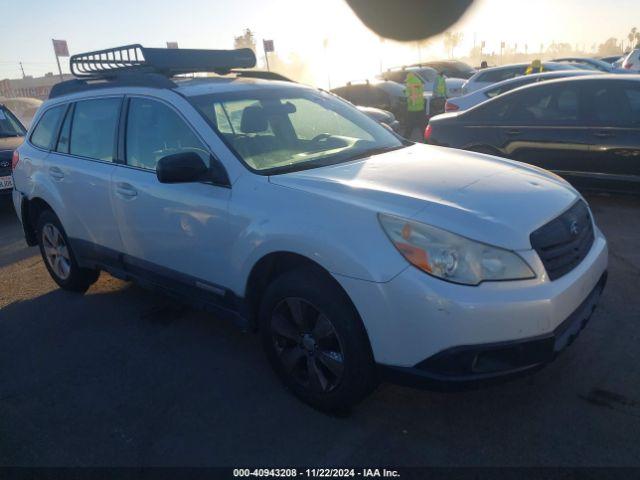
[
  {"x1": 115, "y1": 182, "x2": 138, "y2": 199},
  {"x1": 505, "y1": 129, "x2": 522, "y2": 136},
  {"x1": 49, "y1": 166, "x2": 64, "y2": 180}
]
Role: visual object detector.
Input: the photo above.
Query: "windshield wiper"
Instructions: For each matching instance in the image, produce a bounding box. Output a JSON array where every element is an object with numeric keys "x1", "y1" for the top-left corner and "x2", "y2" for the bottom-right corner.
[{"x1": 345, "y1": 143, "x2": 409, "y2": 162}]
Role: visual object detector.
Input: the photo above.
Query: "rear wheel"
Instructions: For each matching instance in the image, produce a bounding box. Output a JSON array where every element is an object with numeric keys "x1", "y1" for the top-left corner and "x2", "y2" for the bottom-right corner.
[
  {"x1": 259, "y1": 267, "x2": 377, "y2": 412},
  {"x1": 36, "y1": 209, "x2": 99, "y2": 293}
]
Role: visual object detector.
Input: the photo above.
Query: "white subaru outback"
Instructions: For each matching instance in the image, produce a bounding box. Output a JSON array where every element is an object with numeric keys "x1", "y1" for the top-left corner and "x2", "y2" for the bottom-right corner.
[{"x1": 11, "y1": 46, "x2": 608, "y2": 411}]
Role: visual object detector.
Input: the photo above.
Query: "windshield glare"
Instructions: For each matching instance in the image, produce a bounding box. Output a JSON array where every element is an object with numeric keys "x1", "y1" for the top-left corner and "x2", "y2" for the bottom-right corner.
[
  {"x1": 188, "y1": 87, "x2": 405, "y2": 173},
  {"x1": 0, "y1": 106, "x2": 26, "y2": 138}
]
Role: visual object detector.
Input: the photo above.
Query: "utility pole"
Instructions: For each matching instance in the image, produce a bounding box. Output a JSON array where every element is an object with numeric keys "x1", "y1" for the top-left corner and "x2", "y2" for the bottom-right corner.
[
  {"x1": 19, "y1": 62, "x2": 26, "y2": 79},
  {"x1": 54, "y1": 52, "x2": 63, "y2": 81}
]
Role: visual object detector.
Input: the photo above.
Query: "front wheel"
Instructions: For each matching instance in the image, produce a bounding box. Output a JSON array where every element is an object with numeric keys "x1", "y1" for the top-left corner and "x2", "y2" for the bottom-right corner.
[
  {"x1": 37, "y1": 209, "x2": 99, "y2": 293},
  {"x1": 259, "y1": 267, "x2": 377, "y2": 412}
]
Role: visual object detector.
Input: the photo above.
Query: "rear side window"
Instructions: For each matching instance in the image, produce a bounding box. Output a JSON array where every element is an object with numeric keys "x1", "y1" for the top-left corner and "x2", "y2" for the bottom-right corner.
[
  {"x1": 502, "y1": 84, "x2": 580, "y2": 124},
  {"x1": 126, "y1": 97, "x2": 209, "y2": 171},
  {"x1": 69, "y1": 98, "x2": 121, "y2": 161},
  {"x1": 30, "y1": 105, "x2": 65, "y2": 149}
]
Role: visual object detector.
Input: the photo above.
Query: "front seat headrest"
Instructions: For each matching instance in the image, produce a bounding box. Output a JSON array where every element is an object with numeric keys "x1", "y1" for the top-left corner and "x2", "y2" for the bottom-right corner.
[{"x1": 240, "y1": 105, "x2": 269, "y2": 133}]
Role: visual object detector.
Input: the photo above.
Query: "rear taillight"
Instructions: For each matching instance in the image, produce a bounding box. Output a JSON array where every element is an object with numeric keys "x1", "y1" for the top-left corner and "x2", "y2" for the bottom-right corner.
[
  {"x1": 11, "y1": 150, "x2": 20, "y2": 170},
  {"x1": 424, "y1": 124, "x2": 433, "y2": 142},
  {"x1": 445, "y1": 101, "x2": 460, "y2": 112}
]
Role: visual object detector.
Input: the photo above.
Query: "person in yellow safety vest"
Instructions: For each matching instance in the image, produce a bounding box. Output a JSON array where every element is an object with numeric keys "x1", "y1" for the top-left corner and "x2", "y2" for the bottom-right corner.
[
  {"x1": 525, "y1": 59, "x2": 544, "y2": 74},
  {"x1": 433, "y1": 71, "x2": 447, "y2": 99},
  {"x1": 429, "y1": 70, "x2": 448, "y2": 119},
  {"x1": 404, "y1": 72, "x2": 426, "y2": 140}
]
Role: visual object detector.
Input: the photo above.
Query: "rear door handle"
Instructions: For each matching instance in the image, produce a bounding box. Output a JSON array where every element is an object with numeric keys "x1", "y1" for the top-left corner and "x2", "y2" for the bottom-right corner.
[
  {"x1": 49, "y1": 166, "x2": 64, "y2": 180},
  {"x1": 115, "y1": 182, "x2": 138, "y2": 199},
  {"x1": 505, "y1": 129, "x2": 522, "y2": 136}
]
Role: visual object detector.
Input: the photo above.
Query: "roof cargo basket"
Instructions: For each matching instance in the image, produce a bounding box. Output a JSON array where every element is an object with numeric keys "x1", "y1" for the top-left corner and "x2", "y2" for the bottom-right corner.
[{"x1": 70, "y1": 44, "x2": 257, "y2": 78}]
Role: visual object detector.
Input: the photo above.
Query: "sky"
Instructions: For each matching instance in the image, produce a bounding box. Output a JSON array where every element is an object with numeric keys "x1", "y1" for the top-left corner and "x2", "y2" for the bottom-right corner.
[{"x1": 1, "y1": 0, "x2": 638, "y2": 87}]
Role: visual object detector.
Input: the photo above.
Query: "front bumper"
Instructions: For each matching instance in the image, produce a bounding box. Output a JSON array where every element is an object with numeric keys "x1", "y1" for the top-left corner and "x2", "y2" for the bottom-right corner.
[
  {"x1": 378, "y1": 272, "x2": 607, "y2": 390},
  {"x1": 334, "y1": 226, "x2": 608, "y2": 378}
]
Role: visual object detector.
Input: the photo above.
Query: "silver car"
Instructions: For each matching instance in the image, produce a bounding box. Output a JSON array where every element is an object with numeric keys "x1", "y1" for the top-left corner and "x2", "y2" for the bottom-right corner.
[{"x1": 462, "y1": 62, "x2": 581, "y2": 94}]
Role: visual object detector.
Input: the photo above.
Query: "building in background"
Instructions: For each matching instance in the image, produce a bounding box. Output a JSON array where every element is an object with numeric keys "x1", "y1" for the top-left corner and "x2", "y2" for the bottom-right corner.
[{"x1": 0, "y1": 72, "x2": 73, "y2": 100}]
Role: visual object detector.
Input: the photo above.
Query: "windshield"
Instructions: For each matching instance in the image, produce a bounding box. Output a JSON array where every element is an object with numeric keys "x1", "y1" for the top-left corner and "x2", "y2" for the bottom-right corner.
[
  {"x1": 414, "y1": 68, "x2": 438, "y2": 83},
  {"x1": 188, "y1": 87, "x2": 406, "y2": 174},
  {"x1": 0, "y1": 106, "x2": 26, "y2": 138}
]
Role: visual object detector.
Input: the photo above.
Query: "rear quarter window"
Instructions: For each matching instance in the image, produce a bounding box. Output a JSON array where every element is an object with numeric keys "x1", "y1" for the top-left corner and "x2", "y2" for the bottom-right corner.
[{"x1": 30, "y1": 105, "x2": 66, "y2": 149}]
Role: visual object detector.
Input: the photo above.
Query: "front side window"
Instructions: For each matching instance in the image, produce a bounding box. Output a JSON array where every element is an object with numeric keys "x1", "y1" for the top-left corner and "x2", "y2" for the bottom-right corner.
[
  {"x1": 30, "y1": 105, "x2": 65, "y2": 149},
  {"x1": 126, "y1": 97, "x2": 209, "y2": 170},
  {"x1": 189, "y1": 87, "x2": 405, "y2": 173},
  {"x1": 69, "y1": 98, "x2": 121, "y2": 161}
]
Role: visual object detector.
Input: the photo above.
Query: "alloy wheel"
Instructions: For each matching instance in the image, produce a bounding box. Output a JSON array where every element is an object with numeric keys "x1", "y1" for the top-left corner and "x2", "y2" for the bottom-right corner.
[
  {"x1": 42, "y1": 223, "x2": 71, "y2": 280},
  {"x1": 271, "y1": 297, "x2": 345, "y2": 393}
]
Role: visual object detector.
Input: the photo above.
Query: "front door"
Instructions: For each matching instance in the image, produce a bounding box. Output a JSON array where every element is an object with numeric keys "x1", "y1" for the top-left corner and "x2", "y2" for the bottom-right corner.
[{"x1": 111, "y1": 96, "x2": 231, "y2": 291}]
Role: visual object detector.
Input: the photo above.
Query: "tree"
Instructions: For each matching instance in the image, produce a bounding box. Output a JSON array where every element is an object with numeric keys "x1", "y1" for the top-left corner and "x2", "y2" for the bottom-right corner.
[
  {"x1": 233, "y1": 29, "x2": 256, "y2": 53},
  {"x1": 597, "y1": 37, "x2": 622, "y2": 56},
  {"x1": 546, "y1": 42, "x2": 572, "y2": 56},
  {"x1": 443, "y1": 32, "x2": 463, "y2": 58},
  {"x1": 628, "y1": 27, "x2": 640, "y2": 49}
]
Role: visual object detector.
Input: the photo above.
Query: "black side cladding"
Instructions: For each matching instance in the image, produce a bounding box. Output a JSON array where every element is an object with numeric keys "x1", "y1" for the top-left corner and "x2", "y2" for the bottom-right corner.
[{"x1": 530, "y1": 200, "x2": 595, "y2": 281}]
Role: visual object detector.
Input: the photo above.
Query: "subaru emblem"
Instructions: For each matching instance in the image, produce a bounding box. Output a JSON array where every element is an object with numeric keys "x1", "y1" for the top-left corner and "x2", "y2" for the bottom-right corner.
[{"x1": 569, "y1": 220, "x2": 580, "y2": 236}]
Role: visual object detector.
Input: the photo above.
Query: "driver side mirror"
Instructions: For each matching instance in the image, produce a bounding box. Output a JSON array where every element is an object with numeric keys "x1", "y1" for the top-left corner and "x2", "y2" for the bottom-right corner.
[{"x1": 156, "y1": 151, "x2": 210, "y2": 184}]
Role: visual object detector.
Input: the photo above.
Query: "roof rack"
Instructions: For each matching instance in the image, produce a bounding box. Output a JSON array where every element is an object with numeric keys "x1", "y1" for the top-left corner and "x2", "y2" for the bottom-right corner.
[
  {"x1": 48, "y1": 44, "x2": 271, "y2": 99},
  {"x1": 70, "y1": 44, "x2": 256, "y2": 78}
]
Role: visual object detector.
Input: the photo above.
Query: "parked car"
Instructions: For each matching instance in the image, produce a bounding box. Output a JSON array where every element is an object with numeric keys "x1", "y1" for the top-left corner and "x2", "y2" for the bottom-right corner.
[
  {"x1": 0, "y1": 97, "x2": 43, "y2": 127},
  {"x1": 426, "y1": 75, "x2": 640, "y2": 193},
  {"x1": 621, "y1": 48, "x2": 640, "y2": 72},
  {"x1": 410, "y1": 60, "x2": 477, "y2": 79},
  {"x1": 445, "y1": 70, "x2": 601, "y2": 112},
  {"x1": 462, "y1": 62, "x2": 580, "y2": 94},
  {"x1": 0, "y1": 104, "x2": 26, "y2": 195},
  {"x1": 13, "y1": 45, "x2": 608, "y2": 411},
  {"x1": 552, "y1": 57, "x2": 627, "y2": 73},
  {"x1": 600, "y1": 55, "x2": 623, "y2": 65},
  {"x1": 379, "y1": 66, "x2": 465, "y2": 97},
  {"x1": 356, "y1": 106, "x2": 401, "y2": 132},
  {"x1": 331, "y1": 80, "x2": 407, "y2": 124}
]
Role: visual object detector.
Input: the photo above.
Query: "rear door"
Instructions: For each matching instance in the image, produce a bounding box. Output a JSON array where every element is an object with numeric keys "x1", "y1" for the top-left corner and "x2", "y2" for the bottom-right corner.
[
  {"x1": 45, "y1": 96, "x2": 124, "y2": 257},
  {"x1": 581, "y1": 80, "x2": 640, "y2": 190},
  {"x1": 493, "y1": 82, "x2": 594, "y2": 174}
]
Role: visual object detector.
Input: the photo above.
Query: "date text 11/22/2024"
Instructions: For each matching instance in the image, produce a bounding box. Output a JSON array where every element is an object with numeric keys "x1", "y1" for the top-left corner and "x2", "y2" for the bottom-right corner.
[{"x1": 233, "y1": 468, "x2": 401, "y2": 478}]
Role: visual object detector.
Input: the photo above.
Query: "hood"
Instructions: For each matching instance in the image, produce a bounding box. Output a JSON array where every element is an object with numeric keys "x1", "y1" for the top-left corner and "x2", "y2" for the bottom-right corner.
[{"x1": 269, "y1": 144, "x2": 578, "y2": 250}]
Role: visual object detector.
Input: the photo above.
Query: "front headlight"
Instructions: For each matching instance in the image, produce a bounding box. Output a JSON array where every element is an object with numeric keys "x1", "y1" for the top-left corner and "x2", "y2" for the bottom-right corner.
[{"x1": 379, "y1": 214, "x2": 535, "y2": 286}]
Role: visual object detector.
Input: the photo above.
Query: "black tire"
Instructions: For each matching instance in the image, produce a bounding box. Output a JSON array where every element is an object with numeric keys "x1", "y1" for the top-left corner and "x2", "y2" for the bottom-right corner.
[
  {"x1": 36, "y1": 209, "x2": 99, "y2": 293},
  {"x1": 259, "y1": 267, "x2": 377, "y2": 412}
]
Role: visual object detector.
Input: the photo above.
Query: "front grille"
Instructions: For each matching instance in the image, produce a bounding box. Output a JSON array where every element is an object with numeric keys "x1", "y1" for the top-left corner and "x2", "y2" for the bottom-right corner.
[{"x1": 530, "y1": 200, "x2": 595, "y2": 280}]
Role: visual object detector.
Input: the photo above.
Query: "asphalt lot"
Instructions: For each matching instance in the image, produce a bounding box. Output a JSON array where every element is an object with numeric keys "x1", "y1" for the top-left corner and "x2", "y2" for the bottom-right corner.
[{"x1": 0, "y1": 193, "x2": 639, "y2": 467}]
